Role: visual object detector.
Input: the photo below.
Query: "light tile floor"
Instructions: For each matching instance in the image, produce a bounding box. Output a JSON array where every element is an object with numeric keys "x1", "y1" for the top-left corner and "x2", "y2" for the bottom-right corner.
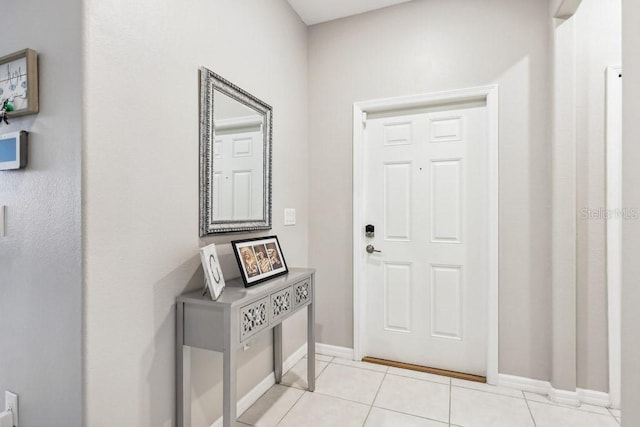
[{"x1": 237, "y1": 355, "x2": 622, "y2": 427}]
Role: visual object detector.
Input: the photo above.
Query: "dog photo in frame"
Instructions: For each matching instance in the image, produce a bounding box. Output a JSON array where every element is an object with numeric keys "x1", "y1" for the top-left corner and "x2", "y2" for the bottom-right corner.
[{"x1": 232, "y1": 236, "x2": 288, "y2": 287}]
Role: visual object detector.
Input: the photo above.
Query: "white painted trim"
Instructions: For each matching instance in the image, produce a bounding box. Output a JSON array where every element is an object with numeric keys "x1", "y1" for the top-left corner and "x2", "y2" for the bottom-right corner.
[
  {"x1": 554, "y1": 0, "x2": 582, "y2": 19},
  {"x1": 316, "y1": 343, "x2": 354, "y2": 360},
  {"x1": 606, "y1": 65, "x2": 622, "y2": 410},
  {"x1": 549, "y1": 387, "x2": 580, "y2": 407},
  {"x1": 497, "y1": 374, "x2": 612, "y2": 408},
  {"x1": 215, "y1": 115, "x2": 263, "y2": 130},
  {"x1": 283, "y1": 342, "x2": 309, "y2": 374},
  {"x1": 210, "y1": 343, "x2": 307, "y2": 427},
  {"x1": 352, "y1": 85, "x2": 500, "y2": 385},
  {"x1": 486, "y1": 86, "x2": 500, "y2": 386},
  {"x1": 498, "y1": 374, "x2": 551, "y2": 395},
  {"x1": 577, "y1": 388, "x2": 612, "y2": 408},
  {"x1": 352, "y1": 101, "x2": 365, "y2": 364}
]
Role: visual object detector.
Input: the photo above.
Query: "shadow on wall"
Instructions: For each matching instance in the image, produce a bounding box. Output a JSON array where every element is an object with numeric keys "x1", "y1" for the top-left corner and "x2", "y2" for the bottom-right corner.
[
  {"x1": 189, "y1": 329, "x2": 273, "y2": 426},
  {"x1": 142, "y1": 244, "x2": 277, "y2": 426},
  {"x1": 491, "y1": 55, "x2": 553, "y2": 378},
  {"x1": 145, "y1": 255, "x2": 203, "y2": 426}
]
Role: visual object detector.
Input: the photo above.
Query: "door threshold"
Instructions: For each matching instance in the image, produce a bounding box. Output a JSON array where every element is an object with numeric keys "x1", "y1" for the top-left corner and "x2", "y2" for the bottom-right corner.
[{"x1": 362, "y1": 356, "x2": 486, "y2": 383}]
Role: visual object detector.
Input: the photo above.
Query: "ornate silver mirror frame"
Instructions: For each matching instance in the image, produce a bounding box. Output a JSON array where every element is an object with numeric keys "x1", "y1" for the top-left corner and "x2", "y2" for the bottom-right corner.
[{"x1": 200, "y1": 67, "x2": 273, "y2": 235}]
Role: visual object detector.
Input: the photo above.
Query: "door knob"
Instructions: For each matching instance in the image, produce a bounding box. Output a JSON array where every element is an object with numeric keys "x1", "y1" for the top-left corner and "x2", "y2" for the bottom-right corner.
[{"x1": 366, "y1": 245, "x2": 381, "y2": 254}]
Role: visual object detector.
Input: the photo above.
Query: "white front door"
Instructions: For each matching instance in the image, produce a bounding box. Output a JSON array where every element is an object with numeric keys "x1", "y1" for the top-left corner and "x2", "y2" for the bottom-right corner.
[{"x1": 363, "y1": 103, "x2": 489, "y2": 376}]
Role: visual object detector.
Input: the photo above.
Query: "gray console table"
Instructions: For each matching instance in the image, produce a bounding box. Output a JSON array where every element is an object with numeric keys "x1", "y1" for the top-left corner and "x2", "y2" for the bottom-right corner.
[{"x1": 176, "y1": 268, "x2": 316, "y2": 427}]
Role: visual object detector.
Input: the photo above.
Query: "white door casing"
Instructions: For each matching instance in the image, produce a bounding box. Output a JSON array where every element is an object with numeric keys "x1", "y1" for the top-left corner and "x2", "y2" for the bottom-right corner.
[
  {"x1": 353, "y1": 86, "x2": 499, "y2": 383},
  {"x1": 606, "y1": 65, "x2": 622, "y2": 410}
]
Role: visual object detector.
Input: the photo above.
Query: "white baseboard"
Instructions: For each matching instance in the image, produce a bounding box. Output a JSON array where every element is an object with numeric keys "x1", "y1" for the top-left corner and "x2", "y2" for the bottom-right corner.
[
  {"x1": 498, "y1": 373, "x2": 550, "y2": 394},
  {"x1": 316, "y1": 343, "x2": 354, "y2": 360},
  {"x1": 577, "y1": 388, "x2": 612, "y2": 407},
  {"x1": 497, "y1": 374, "x2": 611, "y2": 408},
  {"x1": 548, "y1": 387, "x2": 580, "y2": 407},
  {"x1": 284, "y1": 343, "x2": 308, "y2": 373},
  {"x1": 210, "y1": 343, "x2": 307, "y2": 427}
]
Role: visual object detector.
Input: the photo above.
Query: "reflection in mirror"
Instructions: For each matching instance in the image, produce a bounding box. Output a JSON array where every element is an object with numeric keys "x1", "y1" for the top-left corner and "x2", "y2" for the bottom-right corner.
[
  {"x1": 200, "y1": 68, "x2": 272, "y2": 235},
  {"x1": 213, "y1": 91, "x2": 265, "y2": 221}
]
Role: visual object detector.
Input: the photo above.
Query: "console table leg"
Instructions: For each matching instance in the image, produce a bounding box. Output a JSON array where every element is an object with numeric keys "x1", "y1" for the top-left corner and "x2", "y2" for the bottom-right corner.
[
  {"x1": 223, "y1": 347, "x2": 237, "y2": 427},
  {"x1": 176, "y1": 302, "x2": 191, "y2": 427},
  {"x1": 223, "y1": 310, "x2": 238, "y2": 427},
  {"x1": 307, "y1": 301, "x2": 316, "y2": 391},
  {"x1": 274, "y1": 324, "x2": 283, "y2": 383}
]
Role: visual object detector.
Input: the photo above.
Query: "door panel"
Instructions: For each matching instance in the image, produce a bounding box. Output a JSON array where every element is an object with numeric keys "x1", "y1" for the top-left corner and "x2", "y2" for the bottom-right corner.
[
  {"x1": 384, "y1": 162, "x2": 412, "y2": 240},
  {"x1": 384, "y1": 122, "x2": 412, "y2": 145},
  {"x1": 232, "y1": 170, "x2": 252, "y2": 219},
  {"x1": 383, "y1": 262, "x2": 412, "y2": 333},
  {"x1": 431, "y1": 265, "x2": 463, "y2": 340},
  {"x1": 431, "y1": 159, "x2": 462, "y2": 243},
  {"x1": 429, "y1": 116, "x2": 464, "y2": 143},
  {"x1": 364, "y1": 104, "x2": 488, "y2": 376}
]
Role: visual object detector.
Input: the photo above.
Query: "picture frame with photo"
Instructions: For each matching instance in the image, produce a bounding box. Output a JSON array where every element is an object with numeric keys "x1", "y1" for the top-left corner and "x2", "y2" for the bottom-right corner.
[
  {"x1": 231, "y1": 236, "x2": 288, "y2": 287},
  {"x1": 200, "y1": 243, "x2": 226, "y2": 300}
]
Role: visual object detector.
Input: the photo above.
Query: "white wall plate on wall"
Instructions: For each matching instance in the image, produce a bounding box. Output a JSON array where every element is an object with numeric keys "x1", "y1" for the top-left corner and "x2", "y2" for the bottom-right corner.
[{"x1": 0, "y1": 131, "x2": 28, "y2": 171}]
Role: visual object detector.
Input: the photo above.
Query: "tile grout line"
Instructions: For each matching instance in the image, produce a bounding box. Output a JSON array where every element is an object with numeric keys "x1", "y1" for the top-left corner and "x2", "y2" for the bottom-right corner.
[
  {"x1": 387, "y1": 372, "x2": 457, "y2": 386},
  {"x1": 607, "y1": 407, "x2": 618, "y2": 418},
  {"x1": 288, "y1": 361, "x2": 389, "y2": 410},
  {"x1": 275, "y1": 356, "x2": 330, "y2": 426},
  {"x1": 369, "y1": 406, "x2": 450, "y2": 425},
  {"x1": 316, "y1": 360, "x2": 330, "y2": 377},
  {"x1": 524, "y1": 394, "x2": 615, "y2": 416},
  {"x1": 451, "y1": 382, "x2": 525, "y2": 399},
  {"x1": 330, "y1": 358, "x2": 456, "y2": 385},
  {"x1": 273, "y1": 387, "x2": 307, "y2": 427},
  {"x1": 308, "y1": 389, "x2": 381, "y2": 406},
  {"x1": 362, "y1": 369, "x2": 388, "y2": 426},
  {"x1": 374, "y1": 406, "x2": 452, "y2": 427},
  {"x1": 522, "y1": 390, "x2": 538, "y2": 426},
  {"x1": 330, "y1": 360, "x2": 391, "y2": 374},
  {"x1": 607, "y1": 408, "x2": 621, "y2": 425}
]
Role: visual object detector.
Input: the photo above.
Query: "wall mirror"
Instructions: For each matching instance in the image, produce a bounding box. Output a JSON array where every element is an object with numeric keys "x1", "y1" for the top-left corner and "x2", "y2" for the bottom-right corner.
[{"x1": 200, "y1": 67, "x2": 273, "y2": 235}]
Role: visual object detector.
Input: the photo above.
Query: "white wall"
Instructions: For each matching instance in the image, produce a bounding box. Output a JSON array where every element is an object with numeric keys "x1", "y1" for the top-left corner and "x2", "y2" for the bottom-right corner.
[
  {"x1": 621, "y1": 0, "x2": 640, "y2": 424},
  {"x1": 308, "y1": 0, "x2": 553, "y2": 381},
  {"x1": 0, "y1": 1, "x2": 83, "y2": 426},
  {"x1": 551, "y1": 13, "x2": 578, "y2": 393},
  {"x1": 549, "y1": 0, "x2": 621, "y2": 394},
  {"x1": 573, "y1": 0, "x2": 621, "y2": 392},
  {"x1": 83, "y1": 1, "x2": 308, "y2": 426}
]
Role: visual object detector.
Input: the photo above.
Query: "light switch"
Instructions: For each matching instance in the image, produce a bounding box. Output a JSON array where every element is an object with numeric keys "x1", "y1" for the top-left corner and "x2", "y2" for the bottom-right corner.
[
  {"x1": 284, "y1": 208, "x2": 296, "y2": 226},
  {"x1": 0, "y1": 206, "x2": 5, "y2": 237}
]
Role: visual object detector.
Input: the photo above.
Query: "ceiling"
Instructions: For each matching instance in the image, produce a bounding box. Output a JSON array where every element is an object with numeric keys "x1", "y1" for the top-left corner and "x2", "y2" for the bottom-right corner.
[{"x1": 287, "y1": 0, "x2": 413, "y2": 26}]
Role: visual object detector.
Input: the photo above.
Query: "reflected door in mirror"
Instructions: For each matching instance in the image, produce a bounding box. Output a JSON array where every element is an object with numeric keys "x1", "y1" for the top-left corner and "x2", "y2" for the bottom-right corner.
[{"x1": 213, "y1": 121, "x2": 264, "y2": 221}]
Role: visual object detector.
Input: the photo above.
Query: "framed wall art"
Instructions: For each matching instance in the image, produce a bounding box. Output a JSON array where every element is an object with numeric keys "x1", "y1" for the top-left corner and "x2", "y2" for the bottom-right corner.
[
  {"x1": 200, "y1": 243, "x2": 226, "y2": 300},
  {"x1": 0, "y1": 49, "x2": 39, "y2": 118},
  {"x1": 232, "y1": 236, "x2": 288, "y2": 287}
]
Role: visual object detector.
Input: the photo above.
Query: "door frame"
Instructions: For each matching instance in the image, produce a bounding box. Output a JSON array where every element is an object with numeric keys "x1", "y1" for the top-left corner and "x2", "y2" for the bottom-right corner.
[
  {"x1": 606, "y1": 65, "x2": 622, "y2": 409},
  {"x1": 352, "y1": 85, "x2": 500, "y2": 384}
]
